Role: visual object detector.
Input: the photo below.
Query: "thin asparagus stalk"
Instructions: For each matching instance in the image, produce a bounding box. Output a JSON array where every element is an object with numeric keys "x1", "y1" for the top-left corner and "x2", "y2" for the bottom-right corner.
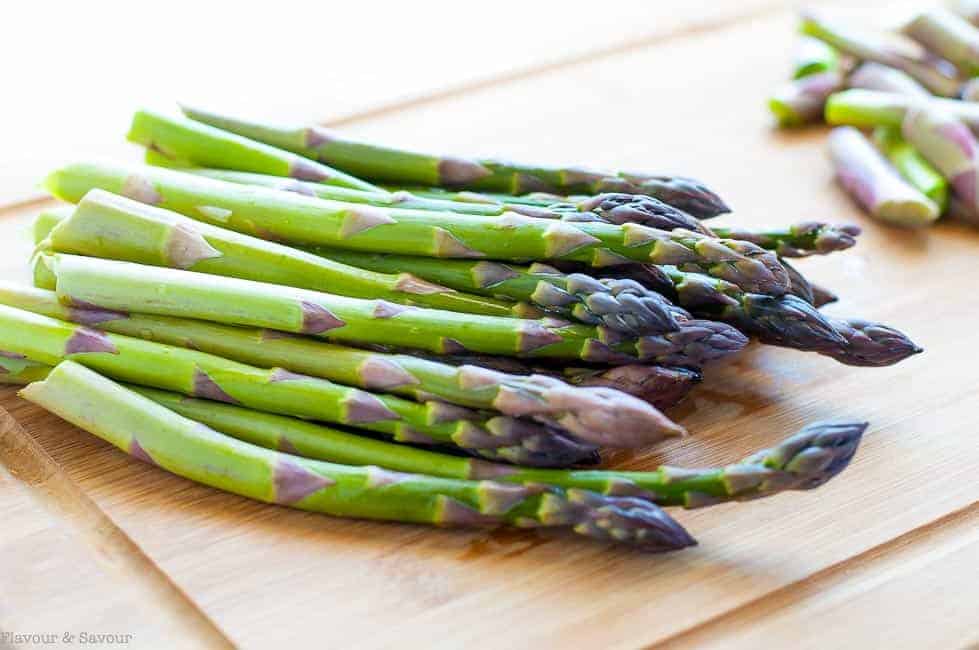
[
  {"x1": 902, "y1": 105, "x2": 979, "y2": 217},
  {"x1": 306, "y1": 249, "x2": 749, "y2": 365},
  {"x1": 45, "y1": 161, "x2": 788, "y2": 295},
  {"x1": 903, "y1": 8, "x2": 979, "y2": 77},
  {"x1": 709, "y1": 222, "x2": 861, "y2": 258},
  {"x1": 129, "y1": 110, "x2": 380, "y2": 193},
  {"x1": 848, "y1": 62, "x2": 931, "y2": 97},
  {"x1": 41, "y1": 190, "x2": 541, "y2": 320},
  {"x1": 0, "y1": 303, "x2": 604, "y2": 466},
  {"x1": 0, "y1": 282, "x2": 679, "y2": 449},
  {"x1": 145, "y1": 155, "x2": 710, "y2": 233},
  {"x1": 793, "y1": 35, "x2": 841, "y2": 79},
  {"x1": 35, "y1": 202, "x2": 695, "y2": 342},
  {"x1": 828, "y1": 126, "x2": 940, "y2": 226},
  {"x1": 872, "y1": 126, "x2": 950, "y2": 211},
  {"x1": 180, "y1": 105, "x2": 730, "y2": 217},
  {"x1": 826, "y1": 89, "x2": 979, "y2": 132},
  {"x1": 22, "y1": 361, "x2": 694, "y2": 552},
  {"x1": 800, "y1": 11, "x2": 963, "y2": 97},
  {"x1": 628, "y1": 265, "x2": 922, "y2": 366},
  {"x1": 769, "y1": 72, "x2": 845, "y2": 127},
  {"x1": 39, "y1": 252, "x2": 748, "y2": 368},
  {"x1": 2, "y1": 359, "x2": 866, "y2": 510},
  {"x1": 0, "y1": 354, "x2": 51, "y2": 384},
  {"x1": 20, "y1": 361, "x2": 862, "y2": 515},
  {"x1": 310, "y1": 248, "x2": 688, "y2": 336}
]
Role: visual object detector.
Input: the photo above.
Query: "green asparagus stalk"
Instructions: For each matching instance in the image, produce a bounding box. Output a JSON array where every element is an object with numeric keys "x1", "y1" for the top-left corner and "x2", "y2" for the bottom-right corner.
[
  {"x1": 828, "y1": 126, "x2": 940, "y2": 226},
  {"x1": 128, "y1": 110, "x2": 380, "y2": 192},
  {"x1": 872, "y1": 126, "x2": 950, "y2": 211},
  {"x1": 708, "y1": 222, "x2": 861, "y2": 258},
  {"x1": 22, "y1": 361, "x2": 695, "y2": 552},
  {"x1": 398, "y1": 183, "x2": 729, "y2": 222},
  {"x1": 847, "y1": 62, "x2": 931, "y2": 97},
  {"x1": 637, "y1": 265, "x2": 922, "y2": 366},
  {"x1": 35, "y1": 201, "x2": 702, "y2": 343},
  {"x1": 45, "y1": 161, "x2": 788, "y2": 295},
  {"x1": 0, "y1": 282, "x2": 680, "y2": 449},
  {"x1": 0, "y1": 303, "x2": 605, "y2": 466},
  {"x1": 41, "y1": 190, "x2": 537, "y2": 320},
  {"x1": 793, "y1": 35, "x2": 841, "y2": 79},
  {"x1": 179, "y1": 105, "x2": 731, "y2": 219},
  {"x1": 903, "y1": 8, "x2": 979, "y2": 77},
  {"x1": 801, "y1": 11, "x2": 963, "y2": 97},
  {"x1": 278, "y1": 249, "x2": 750, "y2": 367},
  {"x1": 769, "y1": 72, "x2": 845, "y2": 127},
  {"x1": 826, "y1": 89, "x2": 979, "y2": 132},
  {"x1": 311, "y1": 248, "x2": 689, "y2": 336},
  {"x1": 902, "y1": 105, "x2": 979, "y2": 218},
  {"x1": 5, "y1": 357, "x2": 866, "y2": 511},
  {"x1": 38, "y1": 252, "x2": 748, "y2": 367},
  {"x1": 0, "y1": 353, "x2": 51, "y2": 384},
  {"x1": 144, "y1": 153, "x2": 711, "y2": 233}
]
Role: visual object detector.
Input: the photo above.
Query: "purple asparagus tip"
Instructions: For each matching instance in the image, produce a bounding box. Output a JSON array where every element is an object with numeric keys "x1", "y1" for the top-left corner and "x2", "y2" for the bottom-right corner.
[
  {"x1": 821, "y1": 319, "x2": 923, "y2": 367},
  {"x1": 565, "y1": 490, "x2": 698, "y2": 552},
  {"x1": 743, "y1": 421, "x2": 869, "y2": 490}
]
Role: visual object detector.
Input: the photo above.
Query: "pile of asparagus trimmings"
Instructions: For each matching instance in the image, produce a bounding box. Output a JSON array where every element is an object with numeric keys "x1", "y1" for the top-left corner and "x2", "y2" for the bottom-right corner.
[
  {"x1": 0, "y1": 104, "x2": 920, "y2": 554},
  {"x1": 770, "y1": 5, "x2": 979, "y2": 227}
]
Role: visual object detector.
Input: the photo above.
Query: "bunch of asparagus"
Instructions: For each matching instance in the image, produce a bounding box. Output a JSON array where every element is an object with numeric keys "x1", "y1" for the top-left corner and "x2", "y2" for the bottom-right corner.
[
  {"x1": 770, "y1": 5, "x2": 979, "y2": 227},
  {"x1": 2, "y1": 104, "x2": 920, "y2": 553}
]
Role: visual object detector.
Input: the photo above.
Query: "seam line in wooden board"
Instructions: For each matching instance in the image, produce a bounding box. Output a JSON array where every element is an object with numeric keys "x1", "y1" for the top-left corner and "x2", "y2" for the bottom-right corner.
[
  {"x1": 326, "y1": 1, "x2": 788, "y2": 128},
  {"x1": 0, "y1": 404, "x2": 236, "y2": 649},
  {"x1": 646, "y1": 500, "x2": 979, "y2": 649}
]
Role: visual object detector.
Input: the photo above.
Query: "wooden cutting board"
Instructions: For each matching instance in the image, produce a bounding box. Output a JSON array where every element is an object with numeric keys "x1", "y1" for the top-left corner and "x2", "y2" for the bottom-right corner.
[{"x1": 1, "y1": 3, "x2": 977, "y2": 648}]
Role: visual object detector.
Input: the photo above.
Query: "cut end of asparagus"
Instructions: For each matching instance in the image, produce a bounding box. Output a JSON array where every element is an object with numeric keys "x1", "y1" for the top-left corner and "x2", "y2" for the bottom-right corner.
[{"x1": 741, "y1": 420, "x2": 868, "y2": 492}]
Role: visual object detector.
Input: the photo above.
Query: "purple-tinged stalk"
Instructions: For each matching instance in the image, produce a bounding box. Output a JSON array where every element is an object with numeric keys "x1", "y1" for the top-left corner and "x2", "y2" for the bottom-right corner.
[
  {"x1": 903, "y1": 8, "x2": 979, "y2": 77},
  {"x1": 770, "y1": 71, "x2": 845, "y2": 127},
  {"x1": 902, "y1": 105, "x2": 979, "y2": 219},
  {"x1": 828, "y1": 126, "x2": 940, "y2": 226},
  {"x1": 847, "y1": 62, "x2": 931, "y2": 97},
  {"x1": 801, "y1": 11, "x2": 963, "y2": 97}
]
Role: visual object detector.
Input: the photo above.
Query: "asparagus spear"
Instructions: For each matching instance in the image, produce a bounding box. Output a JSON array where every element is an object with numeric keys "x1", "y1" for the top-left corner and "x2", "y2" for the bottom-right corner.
[
  {"x1": 810, "y1": 284, "x2": 839, "y2": 308},
  {"x1": 620, "y1": 265, "x2": 921, "y2": 366},
  {"x1": 36, "y1": 201, "x2": 697, "y2": 341},
  {"x1": 5, "y1": 356, "x2": 865, "y2": 512},
  {"x1": 42, "y1": 190, "x2": 545, "y2": 320},
  {"x1": 847, "y1": 62, "x2": 931, "y2": 97},
  {"x1": 779, "y1": 258, "x2": 817, "y2": 306},
  {"x1": 902, "y1": 105, "x2": 979, "y2": 217},
  {"x1": 903, "y1": 8, "x2": 979, "y2": 77},
  {"x1": 827, "y1": 126, "x2": 940, "y2": 226},
  {"x1": 128, "y1": 110, "x2": 380, "y2": 192},
  {"x1": 793, "y1": 36, "x2": 841, "y2": 79},
  {"x1": 22, "y1": 361, "x2": 695, "y2": 552},
  {"x1": 0, "y1": 354, "x2": 51, "y2": 384},
  {"x1": 180, "y1": 105, "x2": 730, "y2": 217},
  {"x1": 145, "y1": 155, "x2": 710, "y2": 233},
  {"x1": 0, "y1": 282, "x2": 679, "y2": 448},
  {"x1": 826, "y1": 89, "x2": 979, "y2": 132},
  {"x1": 800, "y1": 11, "x2": 962, "y2": 97},
  {"x1": 310, "y1": 248, "x2": 688, "y2": 336},
  {"x1": 0, "y1": 303, "x2": 606, "y2": 465},
  {"x1": 40, "y1": 252, "x2": 748, "y2": 368},
  {"x1": 769, "y1": 72, "x2": 845, "y2": 127},
  {"x1": 709, "y1": 222, "x2": 861, "y2": 258},
  {"x1": 45, "y1": 161, "x2": 788, "y2": 295},
  {"x1": 872, "y1": 126, "x2": 950, "y2": 211}
]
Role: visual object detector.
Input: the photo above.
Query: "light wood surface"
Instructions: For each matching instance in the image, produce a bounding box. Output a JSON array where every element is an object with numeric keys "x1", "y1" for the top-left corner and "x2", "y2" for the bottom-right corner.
[{"x1": 2, "y1": 2, "x2": 977, "y2": 649}]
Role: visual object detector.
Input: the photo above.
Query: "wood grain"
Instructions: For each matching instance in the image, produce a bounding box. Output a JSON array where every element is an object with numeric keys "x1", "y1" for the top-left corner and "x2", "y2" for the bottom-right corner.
[{"x1": 1, "y1": 2, "x2": 976, "y2": 648}]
